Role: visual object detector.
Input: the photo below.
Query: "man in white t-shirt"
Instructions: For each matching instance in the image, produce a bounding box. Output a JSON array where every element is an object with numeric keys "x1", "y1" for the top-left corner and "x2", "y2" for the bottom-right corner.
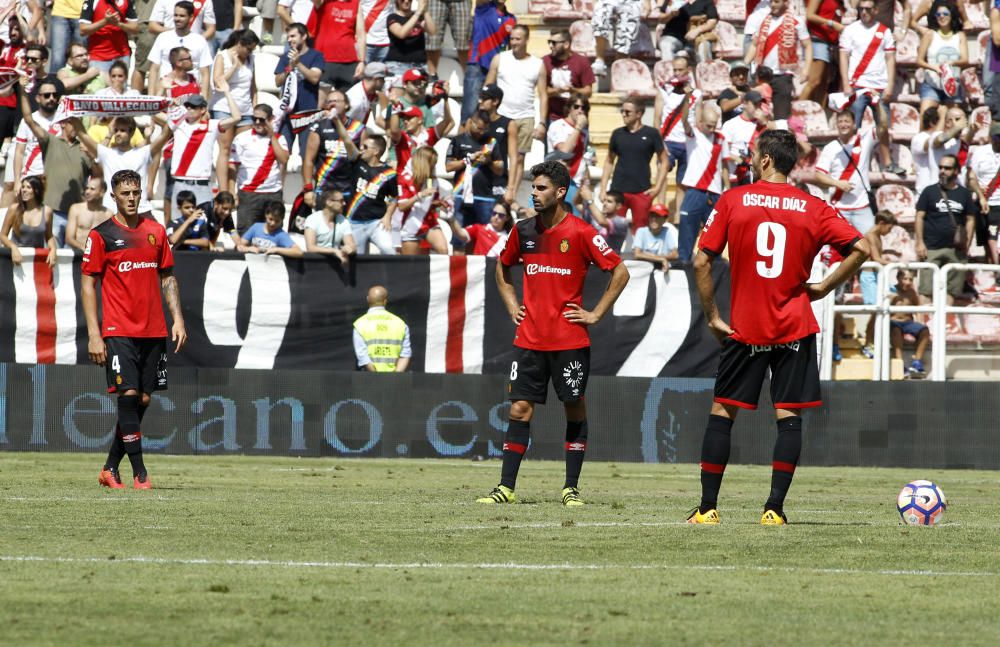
[
  {"x1": 911, "y1": 106, "x2": 970, "y2": 195},
  {"x1": 653, "y1": 53, "x2": 701, "y2": 216},
  {"x1": 149, "y1": 0, "x2": 216, "y2": 37},
  {"x1": 147, "y1": 1, "x2": 213, "y2": 95},
  {"x1": 228, "y1": 103, "x2": 291, "y2": 234},
  {"x1": 720, "y1": 90, "x2": 771, "y2": 186},
  {"x1": 677, "y1": 100, "x2": 729, "y2": 263},
  {"x1": 966, "y1": 123, "x2": 1000, "y2": 265},
  {"x1": 165, "y1": 92, "x2": 241, "y2": 212},
  {"x1": 346, "y1": 62, "x2": 388, "y2": 126},
  {"x1": 743, "y1": 0, "x2": 811, "y2": 120},
  {"x1": 359, "y1": 0, "x2": 392, "y2": 63},
  {"x1": 546, "y1": 94, "x2": 589, "y2": 191}
]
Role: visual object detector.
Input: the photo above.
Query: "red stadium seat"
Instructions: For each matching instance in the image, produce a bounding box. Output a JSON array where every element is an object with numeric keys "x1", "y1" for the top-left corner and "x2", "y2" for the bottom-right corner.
[
  {"x1": 889, "y1": 103, "x2": 920, "y2": 141},
  {"x1": 569, "y1": 20, "x2": 596, "y2": 58},
  {"x1": 714, "y1": 21, "x2": 743, "y2": 60},
  {"x1": 895, "y1": 30, "x2": 921, "y2": 65},
  {"x1": 895, "y1": 72, "x2": 921, "y2": 104},
  {"x1": 962, "y1": 68, "x2": 984, "y2": 104},
  {"x1": 880, "y1": 225, "x2": 918, "y2": 263},
  {"x1": 610, "y1": 58, "x2": 655, "y2": 97},
  {"x1": 652, "y1": 59, "x2": 673, "y2": 88},
  {"x1": 694, "y1": 59, "x2": 732, "y2": 98},
  {"x1": 791, "y1": 100, "x2": 836, "y2": 139},
  {"x1": 876, "y1": 184, "x2": 916, "y2": 223},
  {"x1": 970, "y1": 105, "x2": 991, "y2": 143},
  {"x1": 528, "y1": 0, "x2": 589, "y2": 19},
  {"x1": 716, "y1": 0, "x2": 745, "y2": 22},
  {"x1": 966, "y1": 1, "x2": 990, "y2": 30}
]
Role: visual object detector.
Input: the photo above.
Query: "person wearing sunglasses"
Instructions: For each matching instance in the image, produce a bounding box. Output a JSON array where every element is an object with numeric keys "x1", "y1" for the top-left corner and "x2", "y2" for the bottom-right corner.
[
  {"x1": 915, "y1": 0, "x2": 967, "y2": 117},
  {"x1": 442, "y1": 200, "x2": 512, "y2": 257},
  {"x1": 445, "y1": 109, "x2": 504, "y2": 227},
  {"x1": 546, "y1": 93, "x2": 591, "y2": 213},
  {"x1": 541, "y1": 29, "x2": 595, "y2": 123},
  {"x1": 229, "y1": 104, "x2": 291, "y2": 236},
  {"x1": 966, "y1": 122, "x2": 1000, "y2": 267}
]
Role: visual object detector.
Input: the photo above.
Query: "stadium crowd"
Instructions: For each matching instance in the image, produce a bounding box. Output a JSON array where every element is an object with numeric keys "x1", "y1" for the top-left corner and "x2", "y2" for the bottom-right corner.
[{"x1": 1, "y1": 0, "x2": 999, "y2": 321}]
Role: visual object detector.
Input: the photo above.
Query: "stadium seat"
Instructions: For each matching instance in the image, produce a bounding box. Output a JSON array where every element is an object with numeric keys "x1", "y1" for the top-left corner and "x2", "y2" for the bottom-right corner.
[
  {"x1": 713, "y1": 21, "x2": 742, "y2": 60},
  {"x1": 528, "y1": 0, "x2": 590, "y2": 19},
  {"x1": 895, "y1": 31, "x2": 920, "y2": 66},
  {"x1": 962, "y1": 68, "x2": 984, "y2": 104},
  {"x1": 895, "y1": 72, "x2": 921, "y2": 104},
  {"x1": 791, "y1": 100, "x2": 836, "y2": 139},
  {"x1": 970, "y1": 105, "x2": 991, "y2": 142},
  {"x1": 255, "y1": 52, "x2": 281, "y2": 94},
  {"x1": 256, "y1": 91, "x2": 281, "y2": 111},
  {"x1": 977, "y1": 30, "x2": 991, "y2": 62},
  {"x1": 716, "y1": 0, "x2": 745, "y2": 22},
  {"x1": 880, "y1": 224, "x2": 917, "y2": 263},
  {"x1": 963, "y1": 308, "x2": 1000, "y2": 344},
  {"x1": 652, "y1": 59, "x2": 672, "y2": 88},
  {"x1": 610, "y1": 58, "x2": 655, "y2": 97},
  {"x1": 694, "y1": 59, "x2": 731, "y2": 98},
  {"x1": 966, "y1": 1, "x2": 990, "y2": 30},
  {"x1": 876, "y1": 184, "x2": 916, "y2": 224},
  {"x1": 629, "y1": 23, "x2": 658, "y2": 59},
  {"x1": 569, "y1": 20, "x2": 596, "y2": 58},
  {"x1": 889, "y1": 103, "x2": 920, "y2": 142}
]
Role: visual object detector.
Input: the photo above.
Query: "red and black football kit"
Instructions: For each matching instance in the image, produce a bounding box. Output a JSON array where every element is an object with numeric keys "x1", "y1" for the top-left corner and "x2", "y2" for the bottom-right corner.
[
  {"x1": 698, "y1": 180, "x2": 861, "y2": 409},
  {"x1": 82, "y1": 215, "x2": 174, "y2": 394},
  {"x1": 498, "y1": 213, "x2": 622, "y2": 403}
]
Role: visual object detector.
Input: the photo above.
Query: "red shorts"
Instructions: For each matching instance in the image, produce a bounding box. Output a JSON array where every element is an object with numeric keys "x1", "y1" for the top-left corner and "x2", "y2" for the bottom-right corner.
[{"x1": 620, "y1": 191, "x2": 653, "y2": 233}]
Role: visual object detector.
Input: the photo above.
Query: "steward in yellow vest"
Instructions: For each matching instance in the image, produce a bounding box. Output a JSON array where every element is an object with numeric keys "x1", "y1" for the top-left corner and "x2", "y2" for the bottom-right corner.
[{"x1": 352, "y1": 285, "x2": 411, "y2": 372}]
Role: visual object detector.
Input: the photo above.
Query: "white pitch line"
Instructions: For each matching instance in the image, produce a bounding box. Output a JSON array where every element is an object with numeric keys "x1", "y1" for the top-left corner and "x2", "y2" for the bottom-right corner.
[{"x1": 0, "y1": 555, "x2": 992, "y2": 578}]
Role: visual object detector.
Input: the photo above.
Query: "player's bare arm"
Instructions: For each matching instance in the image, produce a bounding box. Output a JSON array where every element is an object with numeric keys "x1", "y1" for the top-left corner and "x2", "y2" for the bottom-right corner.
[
  {"x1": 160, "y1": 269, "x2": 188, "y2": 353},
  {"x1": 805, "y1": 237, "x2": 871, "y2": 301},
  {"x1": 694, "y1": 249, "x2": 734, "y2": 342},
  {"x1": 496, "y1": 262, "x2": 526, "y2": 325},
  {"x1": 563, "y1": 262, "x2": 630, "y2": 325},
  {"x1": 81, "y1": 273, "x2": 107, "y2": 366}
]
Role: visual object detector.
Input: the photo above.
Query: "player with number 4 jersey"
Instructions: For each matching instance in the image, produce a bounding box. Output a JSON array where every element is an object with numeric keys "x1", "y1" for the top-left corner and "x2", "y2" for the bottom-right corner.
[{"x1": 687, "y1": 129, "x2": 869, "y2": 526}]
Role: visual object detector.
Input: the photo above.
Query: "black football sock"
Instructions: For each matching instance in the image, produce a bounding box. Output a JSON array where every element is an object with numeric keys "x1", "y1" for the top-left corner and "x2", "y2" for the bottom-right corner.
[
  {"x1": 137, "y1": 402, "x2": 149, "y2": 423},
  {"x1": 766, "y1": 416, "x2": 803, "y2": 513},
  {"x1": 563, "y1": 419, "x2": 588, "y2": 489},
  {"x1": 104, "y1": 424, "x2": 126, "y2": 472},
  {"x1": 699, "y1": 415, "x2": 733, "y2": 512},
  {"x1": 118, "y1": 395, "x2": 146, "y2": 478},
  {"x1": 499, "y1": 420, "x2": 530, "y2": 490}
]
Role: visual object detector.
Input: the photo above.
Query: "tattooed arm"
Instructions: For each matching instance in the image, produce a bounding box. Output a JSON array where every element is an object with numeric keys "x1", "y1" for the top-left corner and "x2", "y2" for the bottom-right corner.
[{"x1": 161, "y1": 269, "x2": 188, "y2": 353}]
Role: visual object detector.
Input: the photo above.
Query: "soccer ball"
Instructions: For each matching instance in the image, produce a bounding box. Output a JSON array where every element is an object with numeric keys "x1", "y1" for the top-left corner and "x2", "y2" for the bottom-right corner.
[{"x1": 897, "y1": 480, "x2": 947, "y2": 526}]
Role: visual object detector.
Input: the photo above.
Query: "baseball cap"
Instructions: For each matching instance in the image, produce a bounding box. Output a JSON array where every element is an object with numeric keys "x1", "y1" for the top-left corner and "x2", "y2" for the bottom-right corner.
[
  {"x1": 363, "y1": 62, "x2": 388, "y2": 79},
  {"x1": 480, "y1": 83, "x2": 504, "y2": 101},
  {"x1": 730, "y1": 61, "x2": 750, "y2": 73},
  {"x1": 402, "y1": 68, "x2": 428, "y2": 83},
  {"x1": 650, "y1": 204, "x2": 669, "y2": 218},
  {"x1": 183, "y1": 94, "x2": 207, "y2": 108},
  {"x1": 544, "y1": 150, "x2": 574, "y2": 162},
  {"x1": 398, "y1": 105, "x2": 424, "y2": 120},
  {"x1": 743, "y1": 90, "x2": 764, "y2": 105},
  {"x1": 990, "y1": 122, "x2": 1000, "y2": 137}
]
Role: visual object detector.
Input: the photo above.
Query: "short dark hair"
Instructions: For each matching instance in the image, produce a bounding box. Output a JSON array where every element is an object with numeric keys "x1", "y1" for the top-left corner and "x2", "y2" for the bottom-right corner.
[
  {"x1": 875, "y1": 210, "x2": 897, "y2": 225},
  {"x1": 34, "y1": 75, "x2": 64, "y2": 99},
  {"x1": 109, "y1": 60, "x2": 129, "y2": 77},
  {"x1": 940, "y1": 153, "x2": 958, "y2": 167},
  {"x1": 563, "y1": 92, "x2": 590, "y2": 117},
  {"x1": 921, "y1": 107, "x2": 941, "y2": 130},
  {"x1": 265, "y1": 201, "x2": 286, "y2": 219},
  {"x1": 622, "y1": 97, "x2": 645, "y2": 113},
  {"x1": 176, "y1": 190, "x2": 198, "y2": 208},
  {"x1": 513, "y1": 24, "x2": 530, "y2": 38},
  {"x1": 111, "y1": 169, "x2": 141, "y2": 191},
  {"x1": 287, "y1": 22, "x2": 310, "y2": 38},
  {"x1": 552, "y1": 28, "x2": 571, "y2": 41},
  {"x1": 470, "y1": 110, "x2": 491, "y2": 125},
  {"x1": 25, "y1": 44, "x2": 48, "y2": 60},
  {"x1": 755, "y1": 66, "x2": 773, "y2": 82},
  {"x1": 89, "y1": 175, "x2": 107, "y2": 190},
  {"x1": 253, "y1": 104, "x2": 274, "y2": 117},
  {"x1": 529, "y1": 160, "x2": 572, "y2": 190},
  {"x1": 112, "y1": 116, "x2": 137, "y2": 136},
  {"x1": 363, "y1": 134, "x2": 387, "y2": 157},
  {"x1": 169, "y1": 46, "x2": 190, "y2": 65},
  {"x1": 606, "y1": 190, "x2": 625, "y2": 205},
  {"x1": 756, "y1": 129, "x2": 799, "y2": 175},
  {"x1": 215, "y1": 191, "x2": 236, "y2": 206},
  {"x1": 174, "y1": 1, "x2": 195, "y2": 16}
]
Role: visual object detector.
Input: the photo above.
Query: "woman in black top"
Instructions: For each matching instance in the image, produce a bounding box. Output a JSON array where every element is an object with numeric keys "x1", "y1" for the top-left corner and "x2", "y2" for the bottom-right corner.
[{"x1": 386, "y1": 0, "x2": 437, "y2": 77}]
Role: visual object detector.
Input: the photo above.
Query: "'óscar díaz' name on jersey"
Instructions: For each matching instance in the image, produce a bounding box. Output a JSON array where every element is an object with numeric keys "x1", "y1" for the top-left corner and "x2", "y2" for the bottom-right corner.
[{"x1": 741, "y1": 193, "x2": 808, "y2": 212}]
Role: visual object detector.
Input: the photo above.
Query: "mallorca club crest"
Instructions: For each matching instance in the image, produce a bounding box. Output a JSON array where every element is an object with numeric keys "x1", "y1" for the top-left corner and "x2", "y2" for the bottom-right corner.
[
  {"x1": 148, "y1": 233, "x2": 157, "y2": 246},
  {"x1": 560, "y1": 238, "x2": 570, "y2": 253}
]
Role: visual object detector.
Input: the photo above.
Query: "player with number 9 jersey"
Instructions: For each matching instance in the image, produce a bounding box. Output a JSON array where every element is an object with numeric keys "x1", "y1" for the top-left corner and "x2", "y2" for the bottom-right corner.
[{"x1": 699, "y1": 181, "x2": 863, "y2": 345}]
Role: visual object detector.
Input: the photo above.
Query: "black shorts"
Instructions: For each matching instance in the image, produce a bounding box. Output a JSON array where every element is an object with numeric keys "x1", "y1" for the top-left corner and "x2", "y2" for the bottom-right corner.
[
  {"x1": 987, "y1": 205, "x2": 1000, "y2": 242},
  {"x1": 713, "y1": 335, "x2": 821, "y2": 411},
  {"x1": 321, "y1": 62, "x2": 359, "y2": 91},
  {"x1": 507, "y1": 347, "x2": 590, "y2": 404},
  {"x1": 105, "y1": 337, "x2": 168, "y2": 395},
  {"x1": 0, "y1": 105, "x2": 21, "y2": 141}
]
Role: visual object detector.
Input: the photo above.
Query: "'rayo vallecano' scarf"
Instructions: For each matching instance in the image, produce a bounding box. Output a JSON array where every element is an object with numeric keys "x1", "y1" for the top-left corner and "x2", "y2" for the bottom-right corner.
[{"x1": 54, "y1": 95, "x2": 172, "y2": 121}]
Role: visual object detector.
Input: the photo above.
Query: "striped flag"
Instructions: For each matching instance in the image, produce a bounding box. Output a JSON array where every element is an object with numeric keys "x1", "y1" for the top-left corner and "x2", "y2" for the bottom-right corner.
[
  {"x1": 9, "y1": 250, "x2": 80, "y2": 364},
  {"x1": 425, "y1": 255, "x2": 486, "y2": 374}
]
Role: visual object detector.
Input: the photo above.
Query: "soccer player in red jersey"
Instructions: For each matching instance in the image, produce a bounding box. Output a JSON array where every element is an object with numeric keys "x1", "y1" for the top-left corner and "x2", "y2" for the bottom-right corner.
[
  {"x1": 82, "y1": 170, "x2": 188, "y2": 490},
  {"x1": 688, "y1": 129, "x2": 871, "y2": 525},
  {"x1": 477, "y1": 161, "x2": 630, "y2": 506}
]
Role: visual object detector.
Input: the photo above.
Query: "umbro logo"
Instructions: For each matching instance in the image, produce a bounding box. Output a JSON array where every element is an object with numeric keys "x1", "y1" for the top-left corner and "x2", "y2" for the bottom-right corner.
[
  {"x1": 525, "y1": 240, "x2": 536, "y2": 249},
  {"x1": 114, "y1": 239, "x2": 125, "y2": 247}
]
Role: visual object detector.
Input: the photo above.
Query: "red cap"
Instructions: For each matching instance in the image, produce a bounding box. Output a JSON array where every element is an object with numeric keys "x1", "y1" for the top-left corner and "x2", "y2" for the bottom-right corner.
[
  {"x1": 650, "y1": 204, "x2": 670, "y2": 218},
  {"x1": 402, "y1": 68, "x2": 428, "y2": 83},
  {"x1": 398, "y1": 105, "x2": 424, "y2": 120}
]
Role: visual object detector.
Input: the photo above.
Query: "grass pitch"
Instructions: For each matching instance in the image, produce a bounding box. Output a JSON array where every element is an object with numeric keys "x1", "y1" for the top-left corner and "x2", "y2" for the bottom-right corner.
[{"x1": 1, "y1": 454, "x2": 998, "y2": 646}]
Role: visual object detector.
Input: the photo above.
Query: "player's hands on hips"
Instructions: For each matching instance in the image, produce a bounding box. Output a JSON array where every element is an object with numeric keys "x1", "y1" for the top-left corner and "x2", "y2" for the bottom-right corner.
[
  {"x1": 172, "y1": 320, "x2": 188, "y2": 354},
  {"x1": 510, "y1": 304, "x2": 526, "y2": 326},
  {"x1": 563, "y1": 302, "x2": 599, "y2": 325},
  {"x1": 707, "y1": 316, "x2": 734, "y2": 342},
  {"x1": 88, "y1": 335, "x2": 107, "y2": 366}
]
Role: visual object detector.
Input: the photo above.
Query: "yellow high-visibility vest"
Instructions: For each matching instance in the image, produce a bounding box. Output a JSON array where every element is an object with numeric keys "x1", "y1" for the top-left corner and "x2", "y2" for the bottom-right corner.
[{"x1": 353, "y1": 310, "x2": 407, "y2": 372}]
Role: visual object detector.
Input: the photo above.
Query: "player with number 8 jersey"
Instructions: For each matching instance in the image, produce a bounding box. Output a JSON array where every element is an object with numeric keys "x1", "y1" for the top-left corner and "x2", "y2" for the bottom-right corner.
[{"x1": 687, "y1": 129, "x2": 870, "y2": 527}]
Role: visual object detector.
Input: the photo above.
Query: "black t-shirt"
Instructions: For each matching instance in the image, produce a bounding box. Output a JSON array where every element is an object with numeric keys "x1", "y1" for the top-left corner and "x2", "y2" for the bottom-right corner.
[
  {"x1": 609, "y1": 125, "x2": 664, "y2": 193},
  {"x1": 717, "y1": 87, "x2": 745, "y2": 123},
  {"x1": 916, "y1": 183, "x2": 976, "y2": 250},
  {"x1": 387, "y1": 13, "x2": 427, "y2": 64},
  {"x1": 310, "y1": 117, "x2": 364, "y2": 193},
  {"x1": 662, "y1": 0, "x2": 719, "y2": 43},
  {"x1": 486, "y1": 115, "x2": 512, "y2": 191},
  {"x1": 448, "y1": 133, "x2": 503, "y2": 198},
  {"x1": 350, "y1": 161, "x2": 398, "y2": 222},
  {"x1": 214, "y1": 0, "x2": 235, "y2": 30}
]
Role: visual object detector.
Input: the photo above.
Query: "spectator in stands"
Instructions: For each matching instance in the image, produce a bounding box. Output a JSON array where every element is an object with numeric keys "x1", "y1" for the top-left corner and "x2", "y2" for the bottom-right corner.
[
  {"x1": 443, "y1": 200, "x2": 511, "y2": 256},
  {"x1": 657, "y1": 0, "x2": 718, "y2": 63},
  {"x1": 0, "y1": 175, "x2": 57, "y2": 266},
  {"x1": 278, "y1": 0, "x2": 312, "y2": 31},
  {"x1": 147, "y1": 1, "x2": 214, "y2": 96},
  {"x1": 211, "y1": 0, "x2": 241, "y2": 54},
  {"x1": 361, "y1": 0, "x2": 394, "y2": 63},
  {"x1": 150, "y1": 0, "x2": 216, "y2": 36},
  {"x1": 813, "y1": 108, "x2": 886, "y2": 235},
  {"x1": 425, "y1": 0, "x2": 469, "y2": 80},
  {"x1": 346, "y1": 62, "x2": 389, "y2": 127},
  {"x1": 721, "y1": 90, "x2": 771, "y2": 186},
  {"x1": 546, "y1": 93, "x2": 590, "y2": 210},
  {"x1": 889, "y1": 269, "x2": 930, "y2": 379},
  {"x1": 592, "y1": 0, "x2": 645, "y2": 77},
  {"x1": 303, "y1": 90, "x2": 366, "y2": 207},
  {"x1": 212, "y1": 28, "x2": 259, "y2": 190},
  {"x1": 130, "y1": 0, "x2": 159, "y2": 91},
  {"x1": 543, "y1": 29, "x2": 595, "y2": 123},
  {"x1": 840, "y1": 0, "x2": 906, "y2": 176},
  {"x1": 49, "y1": 0, "x2": 87, "y2": 75},
  {"x1": 168, "y1": 189, "x2": 213, "y2": 249},
  {"x1": 353, "y1": 284, "x2": 412, "y2": 372},
  {"x1": 858, "y1": 210, "x2": 899, "y2": 357},
  {"x1": 2, "y1": 42, "x2": 45, "y2": 210},
  {"x1": 258, "y1": 0, "x2": 278, "y2": 45},
  {"x1": 304, "y1": 189, "x2": 357, "y2": 263},
  {"x1": 579, "y1": 185, "x2": 628, "y2": 249},
  {"x1": 312, "y1": 0, "x2": 366, "y2": 93},
  {"x1": 275, "y1": 22, "x2": 325, "y2": 155},
  {"x1": 601, "y1": 97, "x2": 668, "y2": 236},
  {"x1": 486, "y1": 24, "x2": 546, "y2": 204},
  {"x1": 345, "y1": 133, "x2": 398, "y2": 255},
  {"x1": 80, "y1": 0, "x2": 140, "y2": 73},
  {"x1": 0, "y1": 16, "x2": 26, "y2": 160},
  {"x1": 394, "y1": 68, "x2": 437, "y2": 127},
  {"x1": 167, "y1": 92, "x2": 241, "y2": 213},
  {"x1": 229, "y1": 104, "x2": 290, "y2": 235},
  {"x1": 14, "y1": 74, "x2": 62, "y2": 188},
  {"x1": 717, "y1": 61, "x2": 752, "y2": 123},
  {"x1": 745, "y1": 0, "x2": 812, "y2": 121},
  {"x1": 57, "y1": 43, "x2": 105, "y2": 94},
  {"x1": 655, "y1": 54, "x2": 700, "y2": 215},
  {"x1": 477, "y1": 83, "x2": 518, "y2": 206},
  {"x1": 632, "y1": 203, "x2": 678, "y2": 271},
  {"x1": 914, "y1": 153, "x2": 977, "y2": 301},
  {"x1": 966, "y1": 122, "x2": 1000, "y2": 265},
  {"x1": 209, "y1": 190, "x2": 239, "y2": 247},
  {"x1": 96, "y1": 60, "x2": 139, "y2": 98},
  {"x1": 916, "y1": 1, "x2": 967, "y2": 118},
  {"x1": 463, "y1": 0, "x2": 516, "y2": 122},
  {"x1": 910, "y1": 0, "x2": 967, "y2": 35},
  {"x1": 447, "y1": 109, "x2": 504, "y2": 226},
  {"x1": 239, "y1": 201, "x2": 304, "y2": 255},
  {"x1": 160, "y1": 45, "x2": 203, "y2": 99},
  {"x1": 387, "y1": 0, "x2": 436, "y2": 79},
  {"x1": 66, "y1": 177, "x2": 113, "y2": 252},
  {"x1": 677, "y1": 101, "x2": 729, "y2": 263},
  {"x1": 911, "y1": 106, "x2": 969, "y2": 195},
  {"x1": 397, "y1": 145, "x2": 449, "y2": 254},
  {"x1": 388, "y1": 96, "x2": 453, "y2": 174},
  {"x1": 803, "y1": 0, "x2": 847, "y2": 107}
]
